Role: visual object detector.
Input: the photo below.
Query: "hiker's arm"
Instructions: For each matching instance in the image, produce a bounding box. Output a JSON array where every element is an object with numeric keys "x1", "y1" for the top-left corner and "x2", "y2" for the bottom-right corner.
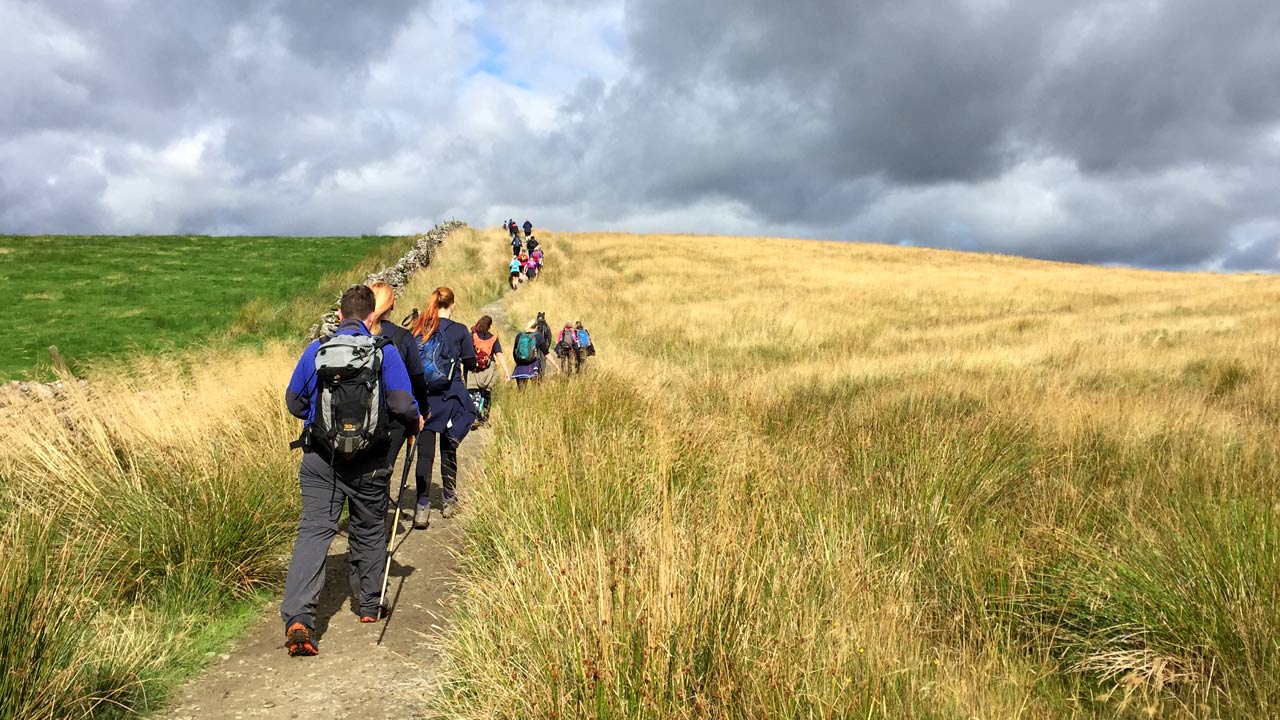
[
  {"x1": 498, "y1": 353, "x2": 512, "y2": 380},
  {"x1": 381, "y1": 351, "x2": 420, "y2": 430},
  {"x1": 284, "y1": 343, "x2": 318, "y2": 419},
  {"x1": 409, "y1": 372, "x2": 430, "y2": 410},
  {"x1": 459, "y1": 330, "x2": 477, "y2": 373}
]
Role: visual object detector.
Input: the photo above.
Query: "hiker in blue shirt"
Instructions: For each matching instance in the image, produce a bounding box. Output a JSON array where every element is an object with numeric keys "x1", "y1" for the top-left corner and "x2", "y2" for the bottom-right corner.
[
  {"x1": 508, "y1": 255, "x2": 522, "y2": 290},
  {"x1": 281, "y1": 285, "x2": 422, "y2": 657},
  {"x1": 409, "y1": 286, "x2": 477, "y2": 526}
]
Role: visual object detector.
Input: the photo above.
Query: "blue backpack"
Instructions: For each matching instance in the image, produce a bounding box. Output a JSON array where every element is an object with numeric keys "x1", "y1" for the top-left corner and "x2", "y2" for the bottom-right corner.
[
  {"x1": 418, "y1": 327, "x2": 460, "y2": 393},
  {"x1": 576, "y1": 329, "x2": 590, "y2": 347}
]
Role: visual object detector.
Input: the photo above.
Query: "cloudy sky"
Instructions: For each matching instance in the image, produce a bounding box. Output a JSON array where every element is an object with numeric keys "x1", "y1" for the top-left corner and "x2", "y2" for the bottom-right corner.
[{"x1": 4, "y1": 0, "x2": 1280, "y2": 270}]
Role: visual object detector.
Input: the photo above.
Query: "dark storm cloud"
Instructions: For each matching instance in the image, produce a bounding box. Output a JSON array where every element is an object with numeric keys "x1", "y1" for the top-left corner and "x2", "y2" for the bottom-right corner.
[
  {"x1": 0, "y1": 0, "x2": 430, "y2": 234},
  {"x1": 506, "y1": 0, "x2": 1280, "y2": 269},
  {"x1": 3, "y1": 0, "x2": 1280, "y2": 270}
]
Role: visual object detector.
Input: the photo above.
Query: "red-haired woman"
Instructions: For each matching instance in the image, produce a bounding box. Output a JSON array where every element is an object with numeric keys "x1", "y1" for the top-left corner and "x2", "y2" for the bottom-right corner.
[{"x1": 410, "y1": 286, "x2": 477, "y2": 526}]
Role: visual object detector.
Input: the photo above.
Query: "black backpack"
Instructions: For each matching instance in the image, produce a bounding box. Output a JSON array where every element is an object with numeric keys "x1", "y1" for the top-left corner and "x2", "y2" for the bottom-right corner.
[
  {"x1": 535, "y1": 316, "x2": 552, "y2": 353},
  {"x1": 309, "y1": 334, "x2": 392, "y2": 458}
]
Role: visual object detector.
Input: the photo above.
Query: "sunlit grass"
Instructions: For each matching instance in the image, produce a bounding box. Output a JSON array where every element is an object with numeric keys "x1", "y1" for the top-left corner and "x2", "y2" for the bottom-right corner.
[
  {"x1": 434, "y1": 230, "x2": 1280, "y2": 719},
  {"x1": 0, "y1": 228, "x2": 499, "y2": 718}
]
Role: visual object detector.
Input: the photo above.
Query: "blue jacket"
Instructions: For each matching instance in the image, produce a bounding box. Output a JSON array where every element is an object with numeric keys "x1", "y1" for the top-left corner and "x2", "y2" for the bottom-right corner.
[{"x1": 286, "y1": 319, "x2": 419, "y2": 428}]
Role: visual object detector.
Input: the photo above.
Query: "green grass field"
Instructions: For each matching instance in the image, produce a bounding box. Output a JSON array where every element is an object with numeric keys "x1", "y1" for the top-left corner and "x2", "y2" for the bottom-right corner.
[{"x1": 0, "y1": 234, "x2": 410, "y2": 380}]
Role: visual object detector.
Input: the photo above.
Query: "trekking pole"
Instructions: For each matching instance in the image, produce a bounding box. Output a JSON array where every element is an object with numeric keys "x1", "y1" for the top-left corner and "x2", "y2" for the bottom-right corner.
[{"x1": 378, "y1": 435, "x2": 416, "y2": 620}]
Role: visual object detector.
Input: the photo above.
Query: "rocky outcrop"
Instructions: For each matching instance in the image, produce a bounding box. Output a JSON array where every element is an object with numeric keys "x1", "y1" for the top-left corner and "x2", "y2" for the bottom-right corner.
[
  {"x1": 304, "y1": 220, "x2": 467, "y2": 340},
  {"x1": 1, "y1": 378, "x2": 88, "y2": 406}
]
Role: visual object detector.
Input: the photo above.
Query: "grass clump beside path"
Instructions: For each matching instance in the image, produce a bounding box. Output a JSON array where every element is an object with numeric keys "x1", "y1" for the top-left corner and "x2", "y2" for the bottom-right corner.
[
  {"x1": 434, "y1": 231, "x2": 1280, "y2": 718},
  {"x1": 0, "y1": 234, "x2": 410, "y2": 380},
  {"x1": 0, "y1": 227, "x2": 499, "y2": 719}
]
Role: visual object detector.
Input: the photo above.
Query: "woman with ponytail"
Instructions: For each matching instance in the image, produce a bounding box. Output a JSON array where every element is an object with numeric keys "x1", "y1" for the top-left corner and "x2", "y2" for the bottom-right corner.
[
  {"x1": 409, "y1": 286, "x2": 477, "y2": 526},
  {"x1": 370, "y1": 282, "x2": 429, "y2": 470}
]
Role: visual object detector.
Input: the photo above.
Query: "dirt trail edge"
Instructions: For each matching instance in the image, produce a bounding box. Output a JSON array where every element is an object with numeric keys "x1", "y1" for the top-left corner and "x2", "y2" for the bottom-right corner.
[{"x1": 164, "y1": 297, "x2": 506, "y2": 720}]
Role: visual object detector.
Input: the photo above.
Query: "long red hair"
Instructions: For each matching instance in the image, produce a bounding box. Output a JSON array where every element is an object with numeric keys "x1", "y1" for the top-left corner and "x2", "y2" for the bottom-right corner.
[{"x1": 411, "y1": 286, "x2": 456, "y2": 341}]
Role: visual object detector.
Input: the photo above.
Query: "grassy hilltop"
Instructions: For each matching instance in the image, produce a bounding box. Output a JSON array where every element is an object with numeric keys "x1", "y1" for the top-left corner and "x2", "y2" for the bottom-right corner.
[{"x1": 439, "y1": 230, "x2": 1280, "y2": 718}]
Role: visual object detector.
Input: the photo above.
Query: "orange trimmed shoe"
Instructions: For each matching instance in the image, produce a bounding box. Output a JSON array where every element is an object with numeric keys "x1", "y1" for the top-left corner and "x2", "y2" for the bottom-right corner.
[
  {"x1": 286, "y1": 623, "x2": 318, "y2": 657},
  {"x1": 360, "y1": 603, "x2": 386, "y2": 623}
]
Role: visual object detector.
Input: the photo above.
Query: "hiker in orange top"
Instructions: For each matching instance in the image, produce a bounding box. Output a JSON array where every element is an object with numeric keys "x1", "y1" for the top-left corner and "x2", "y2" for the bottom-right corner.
[
  {"x1": 466, "y1": 315, "x2": 510, "y2": 427},
  {"x1": 516, "y1": 251, "x2": 531, "y2": 285}
]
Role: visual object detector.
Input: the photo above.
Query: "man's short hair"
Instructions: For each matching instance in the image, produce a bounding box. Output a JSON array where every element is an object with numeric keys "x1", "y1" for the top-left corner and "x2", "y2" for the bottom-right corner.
[{"x1": 339, "y1": 285, "x2": 376, "y2": 321}]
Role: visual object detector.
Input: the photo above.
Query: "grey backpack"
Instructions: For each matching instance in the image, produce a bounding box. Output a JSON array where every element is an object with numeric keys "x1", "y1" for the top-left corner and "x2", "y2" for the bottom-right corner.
[{"x1": 311, "y1": 334, "x2": 392, "y2": 458}]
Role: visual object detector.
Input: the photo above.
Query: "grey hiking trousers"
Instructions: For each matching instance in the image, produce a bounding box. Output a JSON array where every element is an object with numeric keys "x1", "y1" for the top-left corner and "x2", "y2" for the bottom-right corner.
[{"x1": 280, "y1": 451, "x2": 390, "y2": 629}]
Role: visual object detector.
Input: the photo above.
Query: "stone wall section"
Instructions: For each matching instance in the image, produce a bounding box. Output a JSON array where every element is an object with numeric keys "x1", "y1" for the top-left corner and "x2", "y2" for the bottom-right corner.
[{"x1": 305, "y1": 220, "x2": 467, "y2": 339}]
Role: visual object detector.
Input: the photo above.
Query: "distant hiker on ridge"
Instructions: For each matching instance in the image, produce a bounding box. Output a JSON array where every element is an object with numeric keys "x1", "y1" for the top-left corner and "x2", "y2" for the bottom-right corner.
[
  {"x1": 518, "y1": 250, "x2": 534, "y2": 283},
  {"x1": 281, "y1": 284, "x2": 422, "y2": 656},
  {"x1": 522, "y1": 219, "x2": 533, "y2": 238},
  {"x1": 508, "y1": 255, "x2": 522, "y2": 290}
]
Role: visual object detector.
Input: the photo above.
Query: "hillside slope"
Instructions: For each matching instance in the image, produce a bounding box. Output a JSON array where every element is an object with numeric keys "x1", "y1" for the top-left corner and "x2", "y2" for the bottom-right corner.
[
  {"x1": 0, "y1": 234, "x2": 411, "y2": 380},
  {"x1": 0, "y1": 227, "x2": 505, "y2": 719},
  {"x1": 438, "y1": 230, "x2": 1280, "y2": 719}
]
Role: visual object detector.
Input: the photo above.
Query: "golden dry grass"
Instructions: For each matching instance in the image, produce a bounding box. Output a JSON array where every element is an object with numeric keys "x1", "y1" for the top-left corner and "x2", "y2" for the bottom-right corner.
[
  {"x1": 0, "y1": 228, "x2": 502, "y2": 718},
  {"x1": 435, "y1": 229, "x2": 1280, "y2": 719}
]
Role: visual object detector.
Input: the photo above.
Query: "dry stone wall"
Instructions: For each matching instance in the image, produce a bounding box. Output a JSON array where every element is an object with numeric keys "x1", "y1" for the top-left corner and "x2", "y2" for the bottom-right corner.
[{"x1": 305, "y1": 220, "x2": 467, "y2": 340}]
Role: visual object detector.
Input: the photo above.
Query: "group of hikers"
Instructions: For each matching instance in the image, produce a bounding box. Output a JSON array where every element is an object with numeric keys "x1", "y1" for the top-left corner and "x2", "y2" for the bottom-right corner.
[
  {"x1": 507, "y1": 218, "x2": 543, "y2": 289},
  {"x1": 277, "y1": 232, "x2": 596, "y2": 657},
  {"x1": 509, "y1": 311, "x2": 595, "y2": 385}
]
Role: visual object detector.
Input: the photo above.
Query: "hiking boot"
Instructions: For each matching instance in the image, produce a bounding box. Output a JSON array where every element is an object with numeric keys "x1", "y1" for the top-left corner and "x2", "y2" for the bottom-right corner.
[
  {"x1": 286, "y1": 623, "x2": 318, "y2": 657},
  {"x1": 413, "y1": 503, "x2": 430, "y2": 529},
  {"x1": 441, "y1": 500, "x2": 458, "y2": 519}
]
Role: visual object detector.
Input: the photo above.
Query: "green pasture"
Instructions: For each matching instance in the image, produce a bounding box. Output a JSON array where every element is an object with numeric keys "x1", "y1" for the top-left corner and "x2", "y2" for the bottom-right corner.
[{"x1": 0, "y1": 234, "x2": 409, "y2": 380}]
